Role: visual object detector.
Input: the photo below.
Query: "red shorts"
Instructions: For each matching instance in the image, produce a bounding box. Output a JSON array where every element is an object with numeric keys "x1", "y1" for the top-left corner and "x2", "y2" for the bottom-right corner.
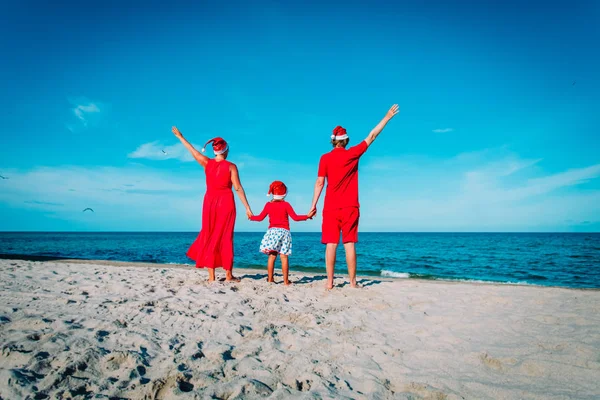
[{"x1": 322, "y1": 207, "x2": 360, "y2": 244}]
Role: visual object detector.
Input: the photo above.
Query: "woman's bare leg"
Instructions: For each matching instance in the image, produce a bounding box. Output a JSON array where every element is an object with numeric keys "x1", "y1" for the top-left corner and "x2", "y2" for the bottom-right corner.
[
  {"x1": 208, "y1": 268, "x2": 216, "y2": 282},
  {"x1": 267, "y1": 253, "x2": 277, "y2": 283},
  {"x1": 225, "y1": 269, "x2": 240, "y2": 282},
  {"x1": 280, "y1": 254, "x2": 291, "y2": 285}
]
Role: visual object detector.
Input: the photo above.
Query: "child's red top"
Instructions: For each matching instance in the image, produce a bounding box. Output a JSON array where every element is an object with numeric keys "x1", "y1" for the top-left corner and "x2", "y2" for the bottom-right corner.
[{"x1": 250, "y1": 201, "x2": 309, "y2": 230}]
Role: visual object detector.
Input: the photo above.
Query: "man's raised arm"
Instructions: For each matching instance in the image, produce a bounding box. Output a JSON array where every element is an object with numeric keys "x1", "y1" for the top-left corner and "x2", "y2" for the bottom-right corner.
[{"x1": 364, "y1": 104, "x2": 399, "y2": 147}]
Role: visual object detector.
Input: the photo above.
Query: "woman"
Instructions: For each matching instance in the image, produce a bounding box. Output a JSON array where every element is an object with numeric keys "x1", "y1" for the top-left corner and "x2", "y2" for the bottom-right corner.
[{"x1": 172, "y1": 126, "x2": 253, "y2": 282}]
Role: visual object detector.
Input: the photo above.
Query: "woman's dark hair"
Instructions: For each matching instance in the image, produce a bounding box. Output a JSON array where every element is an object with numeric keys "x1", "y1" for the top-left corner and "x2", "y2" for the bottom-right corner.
[{"x1": 331, "y1": 138, "x2": 349, "y2": 148}]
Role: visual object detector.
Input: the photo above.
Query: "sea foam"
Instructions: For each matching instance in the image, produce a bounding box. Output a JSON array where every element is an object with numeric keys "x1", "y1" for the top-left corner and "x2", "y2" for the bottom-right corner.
[{"x1": 381, "y1": 270, "x2": 410, "y2": 278}]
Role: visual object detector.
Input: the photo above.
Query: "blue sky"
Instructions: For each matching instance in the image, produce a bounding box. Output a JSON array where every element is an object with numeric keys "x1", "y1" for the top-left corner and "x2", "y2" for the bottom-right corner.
[{"x1": 0, "y1": 0, "x2": 599, "y2": 232}]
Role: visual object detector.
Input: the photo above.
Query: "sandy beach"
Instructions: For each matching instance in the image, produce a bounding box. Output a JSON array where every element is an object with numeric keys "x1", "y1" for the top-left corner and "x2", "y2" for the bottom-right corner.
[{"x1": 0, "y1": 258, "x2": 599, "y2": 399}]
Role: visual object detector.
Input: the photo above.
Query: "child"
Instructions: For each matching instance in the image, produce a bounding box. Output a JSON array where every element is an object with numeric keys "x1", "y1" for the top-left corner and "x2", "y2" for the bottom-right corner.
[{"x1": 249, "y1": 181, "x2": 315, "y2": 285}]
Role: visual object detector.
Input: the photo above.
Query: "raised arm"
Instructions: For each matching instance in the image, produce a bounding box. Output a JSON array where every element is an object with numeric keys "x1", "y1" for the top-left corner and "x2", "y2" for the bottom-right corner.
[
  {"x1": 309, "y1": 176, "x2": 325, "y2": 214},
  {"x1": 364, "y1": 104, "x2": 399, "y2": 147},
  {"x1": 172, "y1": 126, "x2": 209, "y2": 167},
  {"x1": 250, "y1": 203, "x2": 269, "y2": 222},
  {"x1": 230, "y1": 163, "x2": 253, "y2": 218}
]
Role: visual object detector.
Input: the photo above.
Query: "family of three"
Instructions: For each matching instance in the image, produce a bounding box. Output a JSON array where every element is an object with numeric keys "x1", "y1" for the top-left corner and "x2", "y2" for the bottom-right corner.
[{"x1": 172, "y1": 104, "x2": 399, "y2": 289}]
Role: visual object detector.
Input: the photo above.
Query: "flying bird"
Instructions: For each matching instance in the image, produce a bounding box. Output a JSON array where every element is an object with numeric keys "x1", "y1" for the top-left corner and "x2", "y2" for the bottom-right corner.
[
  {"x1": 162, "y1": 149, "x2": 168, "y2": 155},
  {"x1": 82, "y1": 208, "x2": 94, "y2": 213},
  {"x1": 572, "y1": 81, "x2": 576, "y2": 86},
  {"x1": 0, "y1": 175, "x2": 8, "y2": 180}
]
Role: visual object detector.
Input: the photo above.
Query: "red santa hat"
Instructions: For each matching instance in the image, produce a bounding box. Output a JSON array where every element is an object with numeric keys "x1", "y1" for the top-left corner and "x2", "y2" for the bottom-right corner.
[
  {"x1": 331, "y1": 125, "x2": 348, "y2": 140},
  {"x1": 201, "y1": 137, "x2": 229, "y2": 155},
  {"x1": 267, "y1": 181, "x2": 287, "y2": 200}
]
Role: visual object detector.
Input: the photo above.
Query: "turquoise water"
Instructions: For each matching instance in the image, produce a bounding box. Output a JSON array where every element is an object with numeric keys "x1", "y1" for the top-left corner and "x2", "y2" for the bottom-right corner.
[{"x1": 0, "y1": 232, "x2": 599, "y2": 288}]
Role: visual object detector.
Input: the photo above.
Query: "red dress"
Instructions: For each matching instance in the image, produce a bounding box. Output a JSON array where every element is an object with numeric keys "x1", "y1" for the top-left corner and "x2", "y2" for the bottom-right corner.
[{"x1": 186, "y1": 159, "x2": 236, "y2": 270}]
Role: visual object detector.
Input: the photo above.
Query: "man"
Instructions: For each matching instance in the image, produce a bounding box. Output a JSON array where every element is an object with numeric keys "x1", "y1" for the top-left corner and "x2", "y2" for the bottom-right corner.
[{"x1": 309, "y1": 104, "x2": 400, "y2": 289}]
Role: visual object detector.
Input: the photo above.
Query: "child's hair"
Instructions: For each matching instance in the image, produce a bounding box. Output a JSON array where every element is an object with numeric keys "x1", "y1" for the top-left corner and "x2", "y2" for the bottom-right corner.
[{"x1": 331, "y1": 138, "x2": 349, "y2": 148}]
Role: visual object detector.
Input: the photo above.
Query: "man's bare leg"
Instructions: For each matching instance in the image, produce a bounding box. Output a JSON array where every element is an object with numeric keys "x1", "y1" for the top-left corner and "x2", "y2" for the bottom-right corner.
[
  {"x1": 343, "y1": 242, "x2": 359, "y2": 288},
  {"x1": 280, "y1": 254, "x2": 291, "y2": 285},
  {"x1": 225, "y1": 269, "x2": 240, "y2": 282},
  {"x1": 267, "y1": 253, "x2": 277, "y2": 283},
  {"x1": 325, "y1": 243, "x2": 338, "y2": 289},
  {"x1": 208, "y1": 268, "x2": 216, "y2": 282}
]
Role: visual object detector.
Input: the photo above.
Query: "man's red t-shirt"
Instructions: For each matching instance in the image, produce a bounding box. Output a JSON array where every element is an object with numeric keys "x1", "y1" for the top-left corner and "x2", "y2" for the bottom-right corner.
[
  {"x1": 318, "y1": 140, "x2": 368, "y2": 212},
  {"x1": 250, "y1": 201, "x2": 309, "y2": 230}
]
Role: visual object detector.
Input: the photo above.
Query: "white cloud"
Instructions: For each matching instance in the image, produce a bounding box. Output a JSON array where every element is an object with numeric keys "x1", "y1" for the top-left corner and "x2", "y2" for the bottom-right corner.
[
  {"x1": 0, "y1": 160, "x2": 319, "y2": 231},
  {"x1": 0, "y1": 165, "x2": 204, "y2": 231},
  {"x1": 73, "y1": 103, "x2": 99, "y2": 125},
  {"x1": 1, "y1": 147, "x2": 599, "y2": 232},
  {"x1": 66, "y1": 97, "x2": 105, "y2": 131},
  {"x1": 359, "y1": 147, "x2": 600, "y2": 231},
  {"x1": 433, "y1": 128, "x2": 453, "y2": 133}
]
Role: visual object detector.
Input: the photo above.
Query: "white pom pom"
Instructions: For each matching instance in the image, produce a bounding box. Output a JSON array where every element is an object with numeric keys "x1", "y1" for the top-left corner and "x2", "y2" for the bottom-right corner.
[
  {"x1": 201, "y1": 147, "x2": 206, "y2": 153},
  {"x1": 266, "y1": 193, "x2": 271, "y2": 197}
]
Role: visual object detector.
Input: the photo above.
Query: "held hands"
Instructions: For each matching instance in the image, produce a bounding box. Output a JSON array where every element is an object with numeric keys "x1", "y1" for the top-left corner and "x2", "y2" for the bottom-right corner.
[
  {"x1": 307, "y1": 208, "x2": 317, "y2": 219},
  {"x1": 385, "y1": 104, "x2": 400, "y2": 120},
  {"x1": 246, "y1": 207, "x2": 253, "y2": 219},
  {"x1": 172, "y1": 126, "x2": 183, "y2": 138}
]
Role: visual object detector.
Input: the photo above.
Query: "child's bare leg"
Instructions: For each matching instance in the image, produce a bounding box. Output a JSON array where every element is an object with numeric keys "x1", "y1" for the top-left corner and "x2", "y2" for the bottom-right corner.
[
  {"x1": 207, "y1": 268, "x2": 216, "y2": 282},
  {"x1": 325, "y1": 243, "x2": 338, "y2": 289},
  {"x1": 225, "y1": 269, "x2": 240, "y2": 282},
  {"x1": 280, "y1": 254, "x2": 291, "y2": 285},
  {"x1": 343, "y1": 242, "x2": 359, "y2": 288},
  {"x1": 267, "y1": 252, "x2": 277, "y2": 283}
]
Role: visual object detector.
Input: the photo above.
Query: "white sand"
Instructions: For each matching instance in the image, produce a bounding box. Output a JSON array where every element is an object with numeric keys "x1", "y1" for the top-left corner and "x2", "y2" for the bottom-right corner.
[{"x1": 0, "y1": 258, "x2": 599, "y2": 399}]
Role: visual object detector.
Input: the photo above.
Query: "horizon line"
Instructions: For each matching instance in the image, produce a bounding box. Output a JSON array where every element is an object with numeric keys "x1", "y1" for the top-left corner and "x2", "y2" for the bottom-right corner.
[{"x1": 0, "y1": 231, "x2": 598, "y2": 234}]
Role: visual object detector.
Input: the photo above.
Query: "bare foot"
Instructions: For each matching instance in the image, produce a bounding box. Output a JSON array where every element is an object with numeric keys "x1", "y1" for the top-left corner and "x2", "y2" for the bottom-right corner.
[
  {"x1": 225, "y1": 271, "x2": 241, "y2": 282},
  {"x1": 208, "y1": 269, "x2": 216, "y2": 282},
  {"x1": 349, "y1": 280, "x2": 362, "y2": 288},
  {"x1": 325, "y1": 281, "x2": 334, "y2": 290},
  {"x1": 284, "y1": 280, "x2": 293, "y2": 286},
  {"x1": 267, "y1": 278, "x2": 275, "y2": 283}
]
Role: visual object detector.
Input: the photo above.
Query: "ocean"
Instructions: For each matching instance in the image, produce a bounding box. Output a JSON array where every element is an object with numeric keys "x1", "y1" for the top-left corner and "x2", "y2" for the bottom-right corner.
[{"x1": 0, "y1": 232, "x2": 599, "y2": 288}]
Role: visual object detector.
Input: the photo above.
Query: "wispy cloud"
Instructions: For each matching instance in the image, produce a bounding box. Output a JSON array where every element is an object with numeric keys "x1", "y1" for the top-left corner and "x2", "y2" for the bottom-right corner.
[
  {"x1": 433, "y1": 128, "x2": 453, "y2": 133},
  {"x1": 24, "y1": 200, "x2": 64, "y2": 207},
  {"x1": 0, "y1": 159, "x2": 319, "y2": 232},
  {"x1": 66, "y1": 97, "x2": 105, "y2": 132},
  {"x1": 128, "y1": 141, "x2": 196, "y2": 162},
  {"x1": 360, "y1": 147, "x2": 600, "y2": 231},
  {"x1": 2, "y1": 147, "x2": 599, "y2": 232},
  {"x1": 0, "y1": 165, "x2": 203, "y2": 230}
]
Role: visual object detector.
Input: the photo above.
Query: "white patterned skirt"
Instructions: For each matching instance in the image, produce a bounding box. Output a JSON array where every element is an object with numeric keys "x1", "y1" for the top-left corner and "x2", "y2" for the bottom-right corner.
[{"x1": 259, "y1": 228, "x2": 293, "y2": 256}]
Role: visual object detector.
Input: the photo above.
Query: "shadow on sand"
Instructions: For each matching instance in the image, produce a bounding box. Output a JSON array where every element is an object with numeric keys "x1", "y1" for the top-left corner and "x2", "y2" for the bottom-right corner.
[{"x1": 239, "y1": 273, "x2": 386, "y2": 287}]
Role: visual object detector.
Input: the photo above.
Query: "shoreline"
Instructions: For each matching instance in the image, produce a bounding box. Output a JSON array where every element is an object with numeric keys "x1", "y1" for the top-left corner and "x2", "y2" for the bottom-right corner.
[{"x1": 1, "y1": 253, "x2": 597, "y2": 291}]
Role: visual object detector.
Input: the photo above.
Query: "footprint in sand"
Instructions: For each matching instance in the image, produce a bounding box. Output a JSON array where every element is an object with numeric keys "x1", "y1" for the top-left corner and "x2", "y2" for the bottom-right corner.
[
  {"x1": 236, "y1": 325, "x2": 253, "y2": 337},
  {"x1": 402, "y1": 382, "x2": 449, "y2": 400},
  {"x1": 96, "y1": 330, "x2": 110, "y2": 342},
  {"x1": 191, "y1": 350, "x2": 205, "y2": 360},
  {"x1": 479, "y1": 352, "x2": 517, "y2": 372},
  {"x1": 168, "y1": 335, "x2": 186, "y2": 354},
  {"x1": 178, "y1": 380, "x2": 194, "y2": 392},
  {"x1": 35, "y1": 351, "x2": 50, "y2": 361},
  {"x1": 222, "y1": 349, "x2": 235, "y2": 361}
]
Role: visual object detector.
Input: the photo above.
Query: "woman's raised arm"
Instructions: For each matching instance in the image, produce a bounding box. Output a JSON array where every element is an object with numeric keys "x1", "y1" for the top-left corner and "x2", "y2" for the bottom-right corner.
[{"x1": 172, "y1": 126, "x2": 209, "y2": 168}]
